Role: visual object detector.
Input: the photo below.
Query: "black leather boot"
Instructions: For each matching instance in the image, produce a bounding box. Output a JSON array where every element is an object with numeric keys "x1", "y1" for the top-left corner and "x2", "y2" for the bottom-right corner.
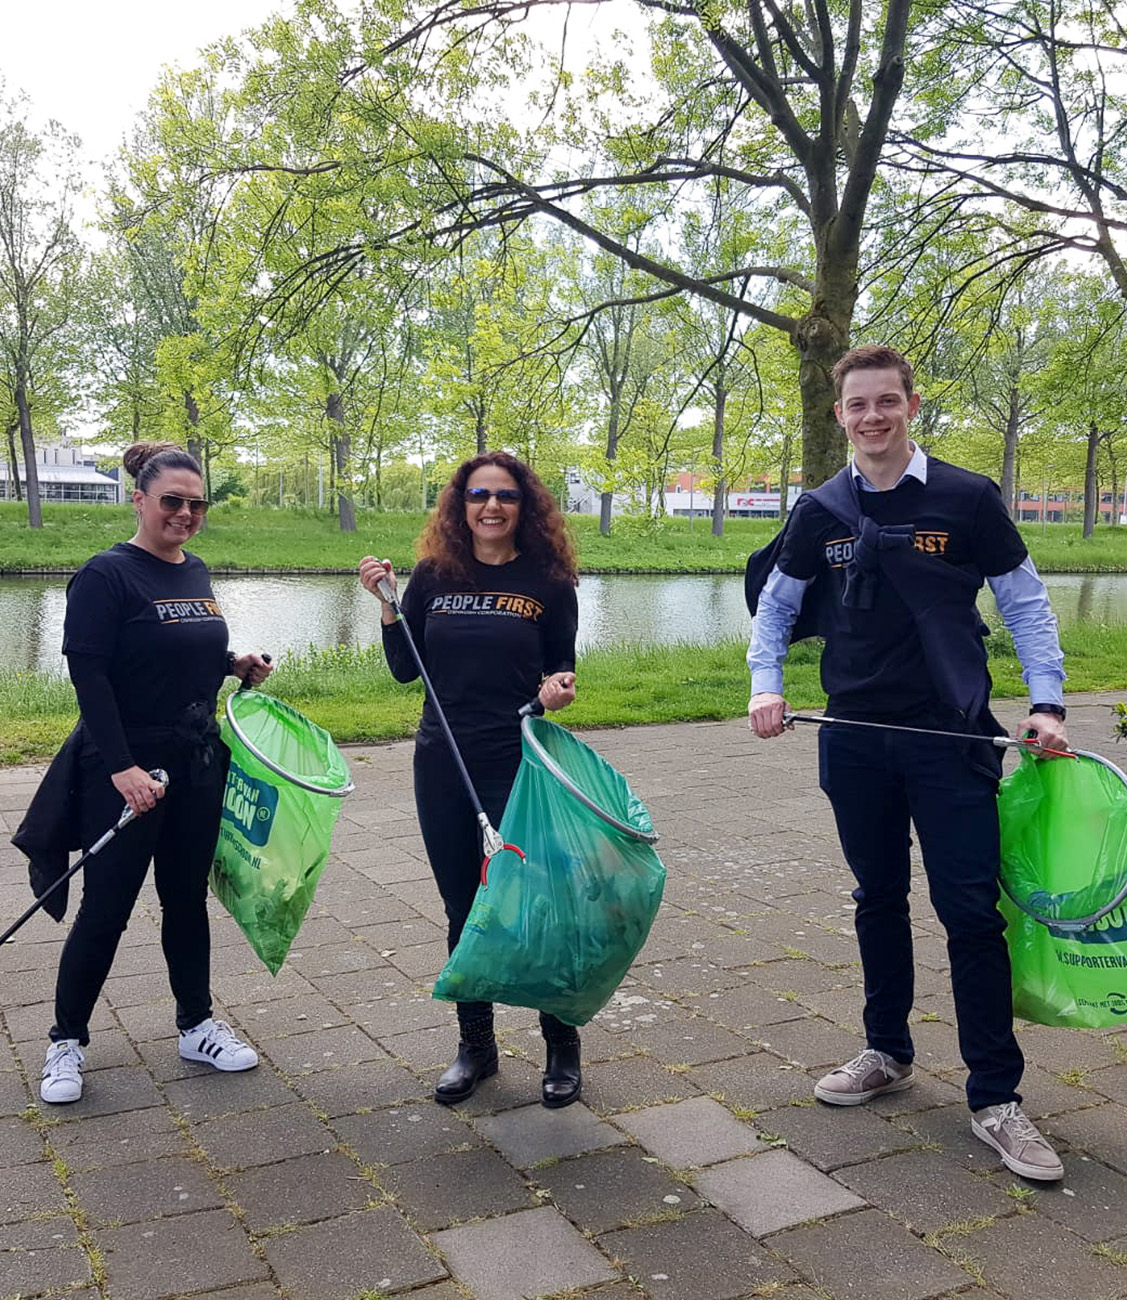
[
  {"x1": 434, "y1": 1040, "x2": 498, "y2": 1105},
  {"x1": 541, "y1": 1016, "x2": 581, "y2": 1109},
  {"x1": 435, "y1": 1007, "x2": 497, "y2": 1105}
]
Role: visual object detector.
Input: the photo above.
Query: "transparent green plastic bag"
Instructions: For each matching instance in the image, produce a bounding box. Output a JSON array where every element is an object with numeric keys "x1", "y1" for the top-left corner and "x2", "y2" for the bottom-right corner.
[
  {"x1": 210, "y1": 691, "x2": 352, "y2": 974},
  {"x1": 433, "y1": 716, "x2": 666, "y2": 1025},
  {"x1": 998, "y1": 750, "x2": 1127, "y2": 1028}
]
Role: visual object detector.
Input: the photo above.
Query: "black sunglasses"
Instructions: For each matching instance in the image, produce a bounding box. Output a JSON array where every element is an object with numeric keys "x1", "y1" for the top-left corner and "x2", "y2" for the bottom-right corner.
[
  {"x1": 146, "y1": 491, "x2": 210, "y2": 516},
  {"x1": 463, "y1": 487, "x2": 522, "y2": 504}
]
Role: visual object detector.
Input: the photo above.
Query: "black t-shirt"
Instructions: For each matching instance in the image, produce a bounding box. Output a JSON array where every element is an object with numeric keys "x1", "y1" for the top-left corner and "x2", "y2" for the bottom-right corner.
[
  {"x1": 777, "y1": 460, "x2": 1027, "y2": 718},
  {"x1": 383, "y1": 554, "x2": 578, "y2": 767},
  {"x1": 64, "y1": 543, "x2": 229, "y2": 767}
]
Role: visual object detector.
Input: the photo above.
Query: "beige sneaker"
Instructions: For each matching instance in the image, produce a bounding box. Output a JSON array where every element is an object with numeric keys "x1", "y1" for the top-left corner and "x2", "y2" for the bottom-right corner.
[
  {"x1": 814, "y1": 1048, "x2": 914, "y2": 1105},
  {"x1": 971, "y1": 1102, "x2": 1064, "y2": 1181}
]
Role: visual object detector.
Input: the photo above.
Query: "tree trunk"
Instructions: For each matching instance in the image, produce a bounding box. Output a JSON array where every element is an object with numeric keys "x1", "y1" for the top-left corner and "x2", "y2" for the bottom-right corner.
[
  {"x1": 794, "y1": 306, "x2": 850, "y2": 489},
  {"x1": 600, "y1": 390, "x2": 623, "y2": 537},
  {"x1": 327, "y1": 392, "x2": 356, "y2": 532},
  {"x1": 16, "y1": 382, "x2": 42, "y2": 528},
  {"x1": 1001, "y1": 386, "x2": 1020, "y2": 519},
  {"x1": 1083, "y1": 421, "x2": 1101, "y2": 539},
  {"x1": 6, "y1": 422, "x2": 22, "y2": 502},
  {"x1": 711, "y1": 383, "x2": 726, "y2": 537},
  {"x1": 475, "y1": 400, "x2": 487, "y2": 455},
  {"x1": 778, "y1": 428, "x2": 793, "y2": 526},
  {"x1": 184, "y1": 392, "x2": 203, "y2": 465}
]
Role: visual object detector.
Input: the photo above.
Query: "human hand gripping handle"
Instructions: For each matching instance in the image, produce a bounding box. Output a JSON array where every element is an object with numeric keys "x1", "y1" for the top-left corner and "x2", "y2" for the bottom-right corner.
[
  {"x1": 359, "y1": 556, "x2": 400, "y2": 624},
  {"x1": 539, "y1": 671, "x2": 576, "y2": 712},
  {"x1": 748, "y1": 691, "x2": 790, "y2": 739},
  {"x1": 109, "y1": 768, "x2": 170, "y2": 820},
  {"x1": 233, "y1": 652, "x2": 273, "y2": 691}
]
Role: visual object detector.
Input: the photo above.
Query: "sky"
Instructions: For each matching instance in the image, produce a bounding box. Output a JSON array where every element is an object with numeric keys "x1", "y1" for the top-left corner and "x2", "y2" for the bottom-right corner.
[{"x1": 3, "y1": 0, "x2": 293, "y2": 169}]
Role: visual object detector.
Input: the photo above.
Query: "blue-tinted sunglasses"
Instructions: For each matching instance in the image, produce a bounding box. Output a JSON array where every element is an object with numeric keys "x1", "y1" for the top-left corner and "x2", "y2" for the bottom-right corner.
[{"x1": 463, "y1": 487, "x2": 522, "y2": 504}]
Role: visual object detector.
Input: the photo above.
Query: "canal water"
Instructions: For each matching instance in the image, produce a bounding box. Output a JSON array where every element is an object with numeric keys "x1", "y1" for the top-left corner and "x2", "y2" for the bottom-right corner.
[{"x1": 2, "y1": 571, "x2": 1126, "y2": 674}]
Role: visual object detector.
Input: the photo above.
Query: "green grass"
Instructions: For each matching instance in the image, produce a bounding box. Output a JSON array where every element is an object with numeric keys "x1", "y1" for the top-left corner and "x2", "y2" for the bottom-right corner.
[
  {"x1": 3, "y1": 623, "x2": 1124, "y2": 767},
  {"x1": 5, "y1": 501, "x2": 1126, "y2": 575}
]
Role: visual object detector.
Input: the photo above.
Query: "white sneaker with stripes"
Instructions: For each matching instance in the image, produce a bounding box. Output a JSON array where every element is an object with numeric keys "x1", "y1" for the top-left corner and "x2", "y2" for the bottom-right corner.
[{"x1": 178, "y1": 1018, "x2": 258, "y2": 1072}]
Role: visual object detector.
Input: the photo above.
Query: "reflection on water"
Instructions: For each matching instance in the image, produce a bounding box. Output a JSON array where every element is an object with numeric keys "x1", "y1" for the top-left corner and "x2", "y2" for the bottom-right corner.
[{"x1": 2, "y1": 570, "x2": 1125, "y2": 674}]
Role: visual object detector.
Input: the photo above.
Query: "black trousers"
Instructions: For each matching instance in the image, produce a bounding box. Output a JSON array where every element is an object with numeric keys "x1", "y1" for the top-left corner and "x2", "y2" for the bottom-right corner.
[
  {"x1": 51, "y1": 739, "x2": 226, "y2": 1045},
  {"x1": 818, "y1": 721, "x2": 1022, "y2": 1111},
  {"x1": 414, "y1": 741, "x2": 574, "y2": 1041}
]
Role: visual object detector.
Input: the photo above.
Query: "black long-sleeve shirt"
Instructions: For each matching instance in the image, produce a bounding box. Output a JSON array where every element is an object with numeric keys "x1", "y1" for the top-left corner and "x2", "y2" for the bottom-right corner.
[
  {"x1": 383, "y1": 554, "x2": 578, "y2": 769},
  {"x1": 63, "y1": 543, "x2": 229, "y2": 772}
]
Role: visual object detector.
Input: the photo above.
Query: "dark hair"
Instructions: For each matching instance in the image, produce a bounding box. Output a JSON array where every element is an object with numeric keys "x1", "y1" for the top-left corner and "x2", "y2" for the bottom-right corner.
[
  {"x1": 123, "y1": 442, "x2": 202, "y2": 493},
  {"x1": 418, "y1": 451, "x2": 578, "y2": 585},
  {"x1": 831, "y1": 345, "x2": 915, "y2": 399}
]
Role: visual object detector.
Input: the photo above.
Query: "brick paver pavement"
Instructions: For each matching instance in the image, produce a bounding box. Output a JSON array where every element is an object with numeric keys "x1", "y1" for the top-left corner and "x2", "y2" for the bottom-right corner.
[{"x1": 3, "y1": 692, "x2": 1127, "y2": 1299}]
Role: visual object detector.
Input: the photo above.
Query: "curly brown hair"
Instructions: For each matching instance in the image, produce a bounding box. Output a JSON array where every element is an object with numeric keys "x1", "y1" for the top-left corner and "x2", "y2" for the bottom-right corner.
[{"x1": 417, "y1": 451, "x2": 578, "y2": 585}]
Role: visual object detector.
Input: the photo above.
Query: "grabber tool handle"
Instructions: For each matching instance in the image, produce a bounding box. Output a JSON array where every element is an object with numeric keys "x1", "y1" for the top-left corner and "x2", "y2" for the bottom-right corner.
[{"x1": 237, "y1": 653, "x2": 273, "y2": 694}]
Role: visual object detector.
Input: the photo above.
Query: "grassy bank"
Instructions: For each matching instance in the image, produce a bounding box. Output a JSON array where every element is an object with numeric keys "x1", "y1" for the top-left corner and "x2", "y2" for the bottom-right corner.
[
  {"x1": 3, "y1": 622, "x2": 1126, "y2": 767},
  {"x1": 3, "y1": 501, "x2": 1127, "y2": 574}
]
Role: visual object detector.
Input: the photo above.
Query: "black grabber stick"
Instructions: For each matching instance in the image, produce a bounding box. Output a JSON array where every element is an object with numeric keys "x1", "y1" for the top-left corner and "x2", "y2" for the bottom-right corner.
[
  {"x1": 781, "y1": 712, "x2": 1075, "y2": 760},
  {"x1": 377, "y1": 576, "x2": 525, "y2": 881},
  {"x1": 1, "y1": 769, "x2": 170, "y2": 946}
]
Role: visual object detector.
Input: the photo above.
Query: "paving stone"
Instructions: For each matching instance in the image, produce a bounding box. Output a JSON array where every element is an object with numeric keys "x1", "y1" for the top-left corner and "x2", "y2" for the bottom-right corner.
[
  {"x1": 957, "y1": 1207, "x2": 1127, "y2": 1300},
  {"x1": 0, "y1": 1114, "x2": 45, "y2": 1166},
  {"x1": 834, "y1": 1149, "x2": 1016, "y2": 1234},
  {"x1": 1017, "y1": 1062, "x2": 1106, "y2": 1119},
  {"x1": 762, "y1": 1100, "x2": 920, "y2": 1171},
  {"x1": 748, "y1": 957, "x2": 848, "y2": 996},
  {"x1": 227, "y1": 991, "x2": 353, "y2": 1038},
  {"x1": 259, "y1": 1024, "x2": 388, "y2": 1074},
  {"x1": 1028, "y1": 1151, "x2": 1127, "y2": 1241},
  {"x1": 49, "y1": 1105, "x2": 190, "y2": 1171},
  {"x1": 289, "y1": 1057, "x2": 428, "y2": 1116},
  {"x1": 335, "y1": 1103, "x2": 480, "y2": 1166},
  {"x1": 625, "y1": 1015, "x2": 752, "y2": 1066},
  {"x1": 0, "y1": 1069, "x2": 29, "y2": 1117},
  {"x1": 263, "y1": 1205, "x2": 447, "y2": 1297},
  {"x1": 433, "y1": 1205, "x2": 618, "y2": 1300},
  {"x1": 193, "y1": 1101, "x2": 334, "y2": 1170},
  {"x1": 0, "y1": 1222, "x2": 90, "y2": 1297},
  {"x1": 697, "y1": 982, "x2": 813, "y2": 1031},
  {"x1": 754, "y1": 1017, "x2": 866, "y2": 1069},
  {"x1": 696, "y1": 1148, "x2": 864, "y2": 1236},
  {"x1": 865, "y1": 1067, "x2": 965, "y2": 1116},
  {"x1": 70, "y1": 1154, "x2": 224, "y2": 1227},
  {"x1": 475, "y1": 1102, "x2": 625, "y2": 1167},
  {"x1": 381, "y1": 1145, "x2": 536, "y2": 1229},
  {"x1": 632, "y1": 958, "x2": 750, "y2": 998},
  {"x1": 227, "y1": 1150, "x2": 375, "y2": 1230},
  {"x1": 161, "y1": 1066, "x2": 298, "y2": 1121},
  {"x1": 770, "y1": 1207, "x2": 969, "y2": 1298},
  {"x1": 1044, "y1": 1104, "x2": 1127, "y2": 1175},
  {"x1": 97, "y1": 1207, "x2": 267, "y2": 1299},
  {"x1": 1021, "y1": 1024, "x2": 1121, "y2": 1073},
  {"x1": 686, "y1": 1054, "x2": 816, "y2": 1113},
  {"x1": 579, "y1": 1055, "x2": 700, "y2": 1115},
  {"x1": 40, "y1": 1064, "x2": 163, "y2": 1118},
  {"x1": 532, "y1": 1146, "x2": 701, "y2": 1234},
  {"x1": 377, "y1": 1024, "x2": 463, "y2": 1071},
  {"x1": 601, "y1": 1208, "x2": 792, "y2": 1300},
  {"x1": 0, "y1": 1159, "x2": 67, "y2": 1222},
  {"x1": 612, "y1": 1096, "x2": 765, "y2": 1168}
]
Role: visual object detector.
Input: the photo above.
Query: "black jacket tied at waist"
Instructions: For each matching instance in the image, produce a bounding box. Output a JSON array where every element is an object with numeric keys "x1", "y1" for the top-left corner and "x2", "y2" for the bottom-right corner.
[{"x1": 11, "y1": 703, "x2": 224, "y2": 922}]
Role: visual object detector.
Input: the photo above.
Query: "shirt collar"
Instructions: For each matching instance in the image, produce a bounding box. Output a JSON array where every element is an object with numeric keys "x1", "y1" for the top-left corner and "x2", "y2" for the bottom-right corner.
[{"x1": 851, "y1": 441, "x2": 927, "y2": 492}]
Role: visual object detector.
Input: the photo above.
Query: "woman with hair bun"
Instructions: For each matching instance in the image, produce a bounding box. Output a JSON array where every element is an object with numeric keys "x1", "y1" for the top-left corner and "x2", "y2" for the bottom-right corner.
[
  {"x1": 36, "y1": 441, "x2": 273, "y2": 1105},
  {"x1": 360, "y1": 451, "x2": 581, "y2": 1108}
]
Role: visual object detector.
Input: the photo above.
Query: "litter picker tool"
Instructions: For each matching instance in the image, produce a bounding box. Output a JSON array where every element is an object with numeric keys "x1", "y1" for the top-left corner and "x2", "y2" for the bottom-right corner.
[
  {"x1": 377, "y1": 575, "x2": 525, "y2": 877},
  {"x1": 781, "y1": 712, "x2": 1076, "y2": 760},
  {"x1": 1, "y1": 769, "x2": 169, "y2": 947}
]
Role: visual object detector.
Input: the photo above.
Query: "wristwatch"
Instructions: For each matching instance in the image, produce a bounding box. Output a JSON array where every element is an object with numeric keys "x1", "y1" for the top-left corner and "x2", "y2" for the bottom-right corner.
[{"x1": 1030, "y1": 702, "x2": 1066, "y2": 720}]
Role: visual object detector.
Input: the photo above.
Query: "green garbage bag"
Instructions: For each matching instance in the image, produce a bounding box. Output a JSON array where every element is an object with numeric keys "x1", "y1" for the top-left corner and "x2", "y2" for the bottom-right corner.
[
  {"x1": 210, "y1": 691, "x2": 353, "y2": 974},
  {"x1": 998, "y1": 748, "x2": 1127, "y2": 1028},
  {"x1": 433, "y1": 715, "x2": 666, "y2": 1025}
]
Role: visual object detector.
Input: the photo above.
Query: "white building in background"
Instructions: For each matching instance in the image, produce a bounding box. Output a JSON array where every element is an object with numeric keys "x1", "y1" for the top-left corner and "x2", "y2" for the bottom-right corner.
[
  {"x1": 1, "y1": 444, "x2": 123, "y2": 504},
  {"x1": 563, "y1": 468, "x2": 802, "y2": 520}
]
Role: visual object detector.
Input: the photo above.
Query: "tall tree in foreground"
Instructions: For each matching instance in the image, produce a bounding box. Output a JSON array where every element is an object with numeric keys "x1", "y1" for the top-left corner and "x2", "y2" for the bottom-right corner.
[{"x1": 0, "y1": 87, "x2": 84, "y2": 526}]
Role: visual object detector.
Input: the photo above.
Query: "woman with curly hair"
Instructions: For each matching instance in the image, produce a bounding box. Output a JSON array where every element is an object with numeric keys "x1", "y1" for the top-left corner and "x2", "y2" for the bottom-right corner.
[{"x1": 360, "y1": 451, "x2": 580, "y2": 1107}]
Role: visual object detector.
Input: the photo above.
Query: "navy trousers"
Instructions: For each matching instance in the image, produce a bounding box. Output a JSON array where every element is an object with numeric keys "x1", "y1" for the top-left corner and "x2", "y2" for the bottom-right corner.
[{"x1": 817, "y1": 721, "x2": 1023, "y2": 1111}]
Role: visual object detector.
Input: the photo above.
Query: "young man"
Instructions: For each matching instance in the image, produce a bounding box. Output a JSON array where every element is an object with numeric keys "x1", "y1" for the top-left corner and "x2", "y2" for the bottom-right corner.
[{"x1": 747, "y1": 344, "x2": 1068, "y2": 1181}]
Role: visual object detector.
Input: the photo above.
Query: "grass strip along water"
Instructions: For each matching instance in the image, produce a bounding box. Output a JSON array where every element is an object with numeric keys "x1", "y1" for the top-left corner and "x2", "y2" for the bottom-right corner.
[
  {"x1": 5, "y1": 502, "x2": 1127, "y2": 575},
  {"x1": 3, "y1": 621, "x2": 1126, "y2": 766}
]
